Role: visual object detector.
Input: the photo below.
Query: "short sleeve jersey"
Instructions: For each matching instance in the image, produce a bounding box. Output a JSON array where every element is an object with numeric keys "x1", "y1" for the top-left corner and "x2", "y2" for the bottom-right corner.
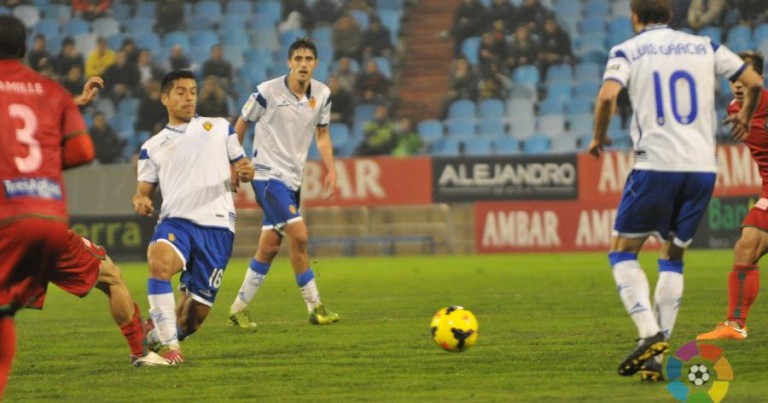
[
  {"x1": 241, "y1": 76, "x2": 332, "y2": 190},
  {"x1": 0, "y1": 60, "x2": 87, "y2": 222},
  {"x1": 728, "y1": 89, "x2": 768, "y2": 197},
  {"x1": 137, "y1": 116, "x2": 245, "y2": 232},
  {"x1": 603, "y1": 25, "x2": 745, "y2": 173}
]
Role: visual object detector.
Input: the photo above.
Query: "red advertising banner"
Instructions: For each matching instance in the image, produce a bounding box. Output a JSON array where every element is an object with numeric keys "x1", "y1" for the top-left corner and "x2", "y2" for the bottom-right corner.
[
  {"x1": 578, "y1": 145, "x2": 761, "y2": 203},
  {"x1": 234, "y1": 157, "x2": 433, "y2": 208},
  {"x1": 475, "y1": 200, "x2": 661, "y2": 253}
]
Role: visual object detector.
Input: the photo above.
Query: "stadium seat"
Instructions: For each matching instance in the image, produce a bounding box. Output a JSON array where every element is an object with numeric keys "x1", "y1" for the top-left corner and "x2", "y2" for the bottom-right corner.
[
  {"x1": 106, "y1": 33, "x2": 126, "y2": 51},
  {"x1": 195, "y1": 0, "x2": 222, "y2": 23},
  {"x1": 123, "y1": 17, "x2": 155, "y2": 34},
  {"x1": 13, "y1": 4, "x2": 40, "y2": 28},
  {"x1": 698, "y1": 26, "x2": 722, "y2": 43},
  {"x1": 349, "y1": 9, "x2": 369, "y2": 29},
  {"x1": 417, "y1": 119, "x2": 444, "y2": 143},
  {"x1": 477, "y1": 118, "x2": 505, "y2": 137},
  {"x1": 92, "y1": 17, "x2": 120, "y2": 37},
  {"x1": 191, "y1": 30, "x2": 220, "y2": 50},
  {"x1": 460, "y1": 36, "x2": 481, "y2": 65},
  {"x1": 537, "y1": 99, "x2": 565, "y2": 116},
  {"x1": 493, "y1": 136, "x2": 521, "y2": 155},
  {"x1": 577, "y1": 133, "x2": 594, "y2": 150},
  {"x1": 544, "y1": 82, "x2": 572, "y2": 106},
  {"x1": 431, "y1": 137, "x2": 461, "y2": 156},
  {"x1": 512, "y1": 65, "x2": 540, "y2": 92},
  {"x1": 34, "y1": 18, "x2": 59, "y2": 38},
  {"x1": 606, "y1": 16, "x2": 633, "y2": 47},
  {"x1": 537, "y1": 115, "x2": 566, "y2": 136},
  {"x1": 254, "y1": 1, "x2": 281, "y2": 26},
  {"x1": 41, "y1": 4, "x2": 70, "y2": 22},
  {"x1": 447, "y1": 99, "x2": 476, "y2": 120},
  {"x1": 374, "y1": 57, "x2": 392, "y2": 79},
  {"x1": 727, "y1": 25, "x2": 753, "y2": 47},
  {"x1": 477, "y1": 99, "x2": 505, "y2": 119},
  {"x1": 329, "y1": 123, "x2": 350, "y2": 142},
  {"x1": 63, "y1": 18, "x2": 90, "y2": 36},
  {"x1": 566, "y1": 97, "x2": 594, "y2": 114},
  {"x1": 111, "y1": 2, "x2": 132, "y2": 20},
  {"x1": 222, "y1": 45, "x2": 245, "y2": 70},
  {"x1": 755, "y1": 23, "x2": 768, "y2": 46},
  {"x1": 611, "y1": 0, "x2": 631, "y2": 17},
  {"x1": 94, "y1": 97, "x2": 115, "y2": 119},
  {"x1": 574, "y1": 81, "x2": 601, "y2": 99},
  {"x1": 522, "y1": 133, "x2": 551, "y2": 154},
  {"x1": 354, "y1": 104, "x2": 377, "y2": 122},
  {"x1": 163, "y1": 31, "x2": 191, "y2": 52},
  {"x1": 550, "y1": 133, "x2": 578, "y2": 153},
  {"x1": 250, "y1": 28, "x2": 279, "y2": 50},
  {"x1": 462, "y1": 137, "x2": 493, "y2": 156},
  {"x1": 545, "y1": 63, "x2": 572, "y2": 83},
  {"x1": 508, "y1": 116, "x2": 536, "y2": 140},
  {"x1": 117, "y1": 98, "x2": 139, "y2": 118},
  {"x1": 579, "y1": 16, "x2": 606, "y2": 36},
  {"x1": 507, "y1": 98, "x2": 535, "y2": 121},
  {"x1": 584, "y1": 0, "x2": 610, "y2": 17},
  {"x1": 226, "y1": 0, "x2": 252, "y2": 16},
  {"x1": 244, "y1": 47, "x2": 274, "y2": 68},
  {"x1": 135, "y1": 33, "x2": 161, "y2": 51},
  {"x1": 74, "y1": 33, "x2": 98, "y2": 57},
  {"x1": 135, "y1": 2, "x2": 157, "y2": 19},
  {"x1": 575, "y1": 61, "x2": 601, "y2": 82},
  {"x1": 445, "y1": 120, "x2": 476, "y2": 137},
  {"x1": 312, "y1": 26, "x2": 333, "y2": 44},
  {"x1": 378, "y1": 10, "x2": 401, "y2": 43},
  {"x1": 568, "y1": 113, "x2": 594, "y2": 135}
]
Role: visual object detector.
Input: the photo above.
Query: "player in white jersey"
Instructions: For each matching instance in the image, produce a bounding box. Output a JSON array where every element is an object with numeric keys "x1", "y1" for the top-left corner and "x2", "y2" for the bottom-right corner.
[
  {"x1": 228, "y1": 38, "x2": 340, "y2": 329},
  {"x1": 589, "y1": 0, "x2": 763, "y2": 381},
  {"x1": 132, "y1": 70, "x2": 255, "y2": 364}
]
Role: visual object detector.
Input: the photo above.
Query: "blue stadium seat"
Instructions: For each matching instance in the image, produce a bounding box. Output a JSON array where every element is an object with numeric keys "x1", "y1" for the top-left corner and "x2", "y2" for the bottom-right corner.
[
  {"x1": 250, "y1": 28, "x2": 279, "y2": 50},
  {"x1": 611, "y1": 0, "x2": 631, "y2": 17},
  {"x1": 567, "y1": 97, "x2": 594, "y2": 114},
  {"x1": 135, "y1": 2, "x2": 157, "y2": 19},
  {"x1": 117, "y1": 98, "x2": 139, "y2": 118},
  {"x1": 74, "y1": 33, "x2": 98, "y2": 57},
  {"x1": 195, "y1": 0, "x2": 222, "y2": 23},
  {"x1": 254, "y1": 1, "x2": 282, "y2": 26},
  {"x1": 13, "y1": 4, "x2": 40, "y2": 28},
  {"x1": 537, "y1": 99, "x2": 565, "y2": 116},
  {"x1": 222, "y1": 45, "x2": 245, "y2": 70},
  {"x1": 106, "y1": 33, "x2": 126, "y2": 51},
  {"x1": 349, "y1": 9, "x2": 369, "y2": 29},
  {"x1": 512, "y1": 65, "x2": 540, "y2": 92},
  {"x1": 42, "y1": 4, "x2": 70, "y2": 22},
  {"x1": 191, "y1": 30, "x2": 220, "y2": 50},
  {"x1": 568, "y1": 113, "x2": 593, "y2": 135},
  {"x1": 123, "y1": 17, "x2": 155, "y2": 34},
  {"x1": 493, "y1": 136, "x2": 520, "y2": 155},
  {"x1": 445, "y1": 119, "x2": 476, "y2": 136},
  {"x1": 94, "y1": 97, "x2": 115, "y2": 119},
  {"x1": 374, "y1": 57, "x2": 392, "y2": 79},
  {"x1": 417, "y1": 119, "x2": 444, "y2": 143},
  {"x1": 545, "y1": 63, "x2": 572, "y2": 83},
  {"x1": 574, "y1": 81, "x2": 601, "y2": 99},
  {"x1": 34, "y1": 19, "x2": 59, "y2": 37},
  {"x1": 579, "y1": 16, "x2": 606, "y2": 35},
  {"x1": 329, "y1": 122, "x2": 350, "y2": 142},
  {"x1": 585, "y1": 0, "x2": 610, "y2": 17},
  {"x1": 226, "y1": 0, "x2": 252, "y2": 16},
  {"x1": 447, "y1": 99, "x2": 476, "y2": 120},
  {"x1": 431, "y1": 137, "x2": 461, "y2": 156},
  {"x1": 462, "y1": 137, "x2": 493, "y2": 155},
  {"x1": 698, "y1": 26, "x2": 722, "y2": 43},
  {"x1": 63, "y1": 18, "x2": 89, "y2": 36},
  {"x1": 111, "y1": 2, "x2": 132, "y2": 20},
  {"x1": 537, "y1": 115, "x2": 566, "y2": 136},
  {"x1": 550, "y1": 133, "x2": 578, "y2": 153},
  {"x1": 523, "y1": 133, "x2": 551, "y2": 154},
  {"x1": 242, "y1": 61, "x2": 269, "y2": 85},
  {"x1": 577, "y1": 134, "x2": 594, "y2": 150},
  {"x1": 244, "y1": 47, "x2": 275, "y2": 68},
  {"x1": 354, "y1": 104, "x2": 377, "y2": 122},
  {"x1": 727, "y1": 25, "x2": 753, "y2": 47},
  {"x1": 575, "y1": 61, "x2": 601, "y2": 82},
  {"x1": 135, "y1": 33, "x2": 161, "y2": 51},
  {"x1": 460, "y1": 36, "x2": 481, "y2": 65},
  {"x1": 312, "y1": 26, "x2": 333, "y2": 44},
  {"x1": 507, "y1": 98, "x2": 535, "y2": 121},
  {"x1": 477, "y1": 99, "x2": 505, "y2": 119},
  {"x1": 477, "y1": 118, "x2": 505, "y2": 136},
  {"x1": 379, "y1": 10, "x2": 401, "y2": 43},
  {"x1": 508, "y1": 116, "x2": 536, "y2": 140},
  {"x1": 576, "y1": 33, "x2": 608, "y2": 62},
  {"x1": 335, "y1": 138, "x2": 360, "y2": 158},
  {"x1": 606, "y1": 16, "x2": 633, "y2": 47},
  {"x1": 544, "y1": 82, "x2": 572, "y2": 106},
  {"x1": 755, "y1": 23, "x2": 768, "y2": 45},
  {"x1": 92, "y1": 17, "x2": 120, "y2": 37},
  {"x1": 163, "y1": 31, "x2": 191, "y2": 52}
]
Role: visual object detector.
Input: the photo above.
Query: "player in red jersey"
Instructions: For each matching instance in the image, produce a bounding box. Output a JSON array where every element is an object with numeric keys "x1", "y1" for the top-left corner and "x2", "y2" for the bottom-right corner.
[
  {"x1": 0, "y1": 15, "x2": 165, "y2": 398},
  {"x1": 698, "y1": 51, "x2": 768, "y2": 341}
]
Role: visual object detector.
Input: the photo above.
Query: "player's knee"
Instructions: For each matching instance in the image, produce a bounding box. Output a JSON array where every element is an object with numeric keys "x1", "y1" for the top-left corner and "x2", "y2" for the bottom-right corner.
[
  {"x1": 97, "y1": 256, "x2": 123, "y2": 286},
  {"x1": 147, "y1": 255, "x2": 177, "y2": 279},
  {"x1": 290, "y1": 234, "x2": 308, "y2": 251}
]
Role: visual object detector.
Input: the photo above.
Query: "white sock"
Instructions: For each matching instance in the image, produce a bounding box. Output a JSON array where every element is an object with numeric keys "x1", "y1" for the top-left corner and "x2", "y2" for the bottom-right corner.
[
  {"x1": 300, "y1": 279, "x2": 321, "y2": 312},
  {"x1": 653, "y1": 262, "x2": 684, "y2": 340},
  {"x1": 612, "y1": 259, "x2": 660, "y2": 338},
  {"x1": 148, "y1": 292, "x2": 179, "y2": 348},
  {"x1": 230, "y1": 259, "x2": 270, "y2": 314}
]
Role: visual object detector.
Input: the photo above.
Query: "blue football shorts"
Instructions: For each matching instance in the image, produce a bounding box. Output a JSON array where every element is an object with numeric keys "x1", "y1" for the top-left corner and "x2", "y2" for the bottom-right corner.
[
  {"x1": 613, "y1": 169, "x2": 716, "y2": 247},
  {"x1": 251, "y1": 179, "x2": 302, "y2": 232},
  {"x1": 151, "y1": 217, "x2": 234, "y2": 306}
]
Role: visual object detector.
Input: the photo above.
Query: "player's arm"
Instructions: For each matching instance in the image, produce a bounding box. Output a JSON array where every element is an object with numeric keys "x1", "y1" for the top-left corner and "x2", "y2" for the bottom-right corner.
[
  {"x1": 589, "y1": 79, "x2": 621, "y2": 158},
  {"x1": 61, "y1": 90, "x2": 95, "y2": 169},
  {"x1": 73, "y1": 76, "x2": 104, "y2": 107},
  {"x1": 234, "y1": 116, "x2": 248, "y2": 145},
  {"x1": 132, "y1": 181, "x2": 157, "y2": 216},
  {"x1": 729, "y1": 65, "x2": 764, "y2": 141},
  {"x1": 315, "y1": 124, "x2": 337, "y2": 199},
  {"x1": 226, "y1": 124, "x2": 254, "y2": 184},
  {"x1": 236, "y1": 90, "x2": 266, "y2": 144}
]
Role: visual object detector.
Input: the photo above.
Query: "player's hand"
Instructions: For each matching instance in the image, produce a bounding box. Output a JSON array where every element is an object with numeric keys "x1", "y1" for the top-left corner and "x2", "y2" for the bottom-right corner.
[
  {"x1": 132, "y1": 195, "x2": 154, "y2": 216},
  {"x1": 588, "y1": 136, "x2": 612, "y2": 159},
  {"x1": 75, "y1": 76, "x2": 104, "y2": 106},
  {"x1": 229, "y1": 165, "x2": 240, "y2": 193},
  {"x1": 234, "y1": 158, "x2": 255, "y2": 182},
  {"x1": 724, "y1": 113, "x2": 750, "y2": 142},
  {"x1": 323, "y1": 170, "x2": 337, "y2": 200}
]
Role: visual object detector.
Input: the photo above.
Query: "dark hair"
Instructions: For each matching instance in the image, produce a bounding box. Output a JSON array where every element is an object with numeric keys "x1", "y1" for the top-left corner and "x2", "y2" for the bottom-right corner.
[
  {"x1": 160, "y1": 70, "x2": 197, "y2": 94},
  {"x1": 62, "y1": 36, "x2": 75, "y2": 47},
  {"x1": 630, "y1": 0, "x2": 672, "y2": 25},
  {"x1": 739, "y1": 51, "x2": 765, "y2": 76},
  {"x1": 288, "y1": 37, "x2": 318, "y2": 59},
  {"x1": 0, "y1": 15, "x2": 27, "y2": 59}
]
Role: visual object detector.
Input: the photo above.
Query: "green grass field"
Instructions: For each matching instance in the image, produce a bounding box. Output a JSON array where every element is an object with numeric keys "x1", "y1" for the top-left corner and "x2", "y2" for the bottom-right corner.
[{"x1": 5, "y1": 251, "x2": 767, "y2": 402}]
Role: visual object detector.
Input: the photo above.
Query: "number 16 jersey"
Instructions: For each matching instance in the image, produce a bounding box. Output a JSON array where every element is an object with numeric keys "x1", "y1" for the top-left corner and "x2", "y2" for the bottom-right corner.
[{"x1": 603, "y1": 25, "x2": 745, "y2": 173}]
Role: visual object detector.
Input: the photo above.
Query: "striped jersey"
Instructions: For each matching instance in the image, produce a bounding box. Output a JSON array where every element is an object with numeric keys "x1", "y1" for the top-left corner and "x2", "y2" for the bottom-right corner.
[
  {"x1": 137, "y1": 116, "x2": 245, "y2": 232},
  {"x1": 241, "y1": 75, "x2": 331, "y2": 190},
  {"x1": 603, "y1": 24, "x2": 745, "y2": 173}
]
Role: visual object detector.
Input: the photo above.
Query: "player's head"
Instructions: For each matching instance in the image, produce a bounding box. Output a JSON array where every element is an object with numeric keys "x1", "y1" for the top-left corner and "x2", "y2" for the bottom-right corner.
[
  {"x1": 287, "y1": 38, "x2": 318, "y2": 85},
  {"x1": 730, "y1": 51, "x2": 765, "y2": 101},
  {"x1": 0, "y1": 15, "x2": 27, "y2": 60},
  {"x1": 630, "y1": 0, "x2": 671, "y2": 30},
  {"x1": 160, "y1": 70, "x2": 198, "y2": 124}
]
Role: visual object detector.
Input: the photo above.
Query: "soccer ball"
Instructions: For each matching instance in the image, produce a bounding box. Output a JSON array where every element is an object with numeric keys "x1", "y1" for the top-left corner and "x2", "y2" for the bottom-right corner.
[
  {"x1": 430, "y1": 306, "x2": 478, "y2": 352},
  {"x1": 687, "y1": 364, "x2": 711, "y2": 386}
]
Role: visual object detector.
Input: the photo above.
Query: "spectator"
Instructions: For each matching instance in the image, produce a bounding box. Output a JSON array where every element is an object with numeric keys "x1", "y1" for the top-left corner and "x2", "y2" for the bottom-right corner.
[
  {"x1": 54, "y1": 37, "x2": 84, "y2": 78},
  {"x1": 120, "y1": 37, "x2": 140, "y2": 65},
  {"x1": 687, "y1": 0, "x2": 725, "y2": 30},
  {"x1": 506, "y1": 24, "x2": 539, "y2": 72},
  {"x1": 201, "y1": 44, "x2": 234, "y2": 96},
  {"x1": 103, "y1": 51, "x2": 141, "y2": 103},
  {"x1": 136, "y1": 48, "x2": 165, "y2": 89},
  {"x1": 518, "y1": 0, "x2": 552, "y2": 32},
  {"x1": 357, "y1": 105, "x2": 397, "y2": 156},
  {"x1": 538, "y1": 17, "x2": 572, "y2": 77},
  {"x1": 478, "y1": 30, "x2": 507, "y2": 76},
  {"x1": 346, "y1": 0, "x2": 375, "y2": 13},
  {"x1": 670, "y1": 0, "x2": 693, "y2": 28},
  {"x1": 156, "y1": 0, "x2": 185, "y2": 35},
  {"x1": 90, "y1": 111, "x2": 126, "y2": 164},
  {"x1": 72, "y1": 0, "x2": 110, "y2": 21},
  {"x1": 328, "y1": 76, "x2": 354, "y2": 127},
  {"x1": 134, "y1": 81, "x2": 167, "y2": 134},
  {"x1": 333, "y1": 13, "x2": 363, "y2": 61},
  {"x1": 85, "y1": 36, "x2": 115, "y2": 77},
  {"x1": 313, "y1": 0, "x2": 343, "y2": 26},
  {"x1": 167, "y1": 44, "x2": 191, "y2": 71},
  {"x1": 282, "y1": 0, "x2": 315, "y2": 30},
  {"x1": 487, "y1": 0, "x2": 517, "y2": 34},
  {"x1": 361, "y1": 16, "x2": 393, "y2": 59},
  {"x1": 354, "y1": 59, "x2": 391, "y2": 103},
  {"x1": 734, "y1": 0, "x2": 768, "y2": 25},
  {"x1": 477, "y1": 62, "x2": 511, "y2": 100},
  {"x1": 61, "y1": 65, "x2": 86, "y2": 96},
  {"x1": 441, "y1": 57, "x2": 479, "y2": 118},
  {"x1": 27, "y1": 34, "x2": 52, "y2": 72},
  {"x1": 446, "y1": 0, "x2": 488, "y2": 56},
  {"x1": 331, "y1": 56, "x2": 357, "y2": 92},
  {"x1": 392, "y1": 117, "x2": 423, "y2": 156},
  {"x1": 196, "y1": 76, "x2": 230, "y2": 118}
]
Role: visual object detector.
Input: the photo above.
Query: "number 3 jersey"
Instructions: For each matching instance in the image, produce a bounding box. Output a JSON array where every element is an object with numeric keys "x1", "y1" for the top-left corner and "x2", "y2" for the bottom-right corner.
[
  {"x1": 604, "y1": 25, "x2": 745, "y2": 173},
  {"x1": 0, "y1": 59, "x2": 87, "y2": 223},
  {"x1": 137, "y1": 117, "x2": 245, "y2": 233}
]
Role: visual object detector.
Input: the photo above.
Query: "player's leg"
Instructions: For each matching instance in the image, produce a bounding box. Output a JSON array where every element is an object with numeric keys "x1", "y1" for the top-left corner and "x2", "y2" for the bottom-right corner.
[
  {"x1": 229, "y1": 229, "x2": 281, "y2": 330},
  {"x1": 176, "y1": 291, "x2": 212, "y2": 339},
  {"x1": 0, "y1": 313, "x2": 15, "y2": 398}
]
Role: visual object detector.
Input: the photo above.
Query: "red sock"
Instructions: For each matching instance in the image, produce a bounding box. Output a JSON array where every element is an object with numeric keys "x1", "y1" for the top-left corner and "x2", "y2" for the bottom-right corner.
[
  {"x1": 119, "y1": 303, "x2": 146, "y2": 357},
  {"x1": 727, "y1": 264, "x2": 760, "y2": 328},
  {"x1": 0, "y1": 316, "x2": 17, "y2": 399}
]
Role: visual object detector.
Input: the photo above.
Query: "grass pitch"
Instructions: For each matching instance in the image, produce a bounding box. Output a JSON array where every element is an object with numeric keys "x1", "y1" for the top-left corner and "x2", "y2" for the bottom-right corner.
[{"x1": 6, "y1": 251, "x2": 767, "y2": 402}]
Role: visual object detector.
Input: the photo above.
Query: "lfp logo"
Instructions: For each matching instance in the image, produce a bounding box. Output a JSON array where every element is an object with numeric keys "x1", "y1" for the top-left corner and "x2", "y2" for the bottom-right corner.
[{"x1": 666, "y1": 341, "x2": 733, "y2": 402}]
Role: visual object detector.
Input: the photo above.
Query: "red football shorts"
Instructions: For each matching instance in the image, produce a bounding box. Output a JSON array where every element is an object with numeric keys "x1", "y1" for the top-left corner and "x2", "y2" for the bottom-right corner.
[
  {"x1": 742, "y1": 198, "x2": 768, "y2": 232},
  {"x1": 0, "y1": 219, "x2": 101, "y2": 313}
]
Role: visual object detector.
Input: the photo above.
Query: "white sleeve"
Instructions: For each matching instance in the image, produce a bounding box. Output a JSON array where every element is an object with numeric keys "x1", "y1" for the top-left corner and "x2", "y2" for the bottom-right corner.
[
  {"x1": 603, "y1": 45, "x2": 631, "y2": 87},
  {"x1": 713, "y1": 42, "x2": 747, "y2": 82},
  {"x1": 241, "y1": 88, "x2": 267, "y2": 123},
  {"x1": 226, "y1": 124, "x2": 246, "y2": 161},
  {"x1": 136, "y1": 146, "x2": 158, "y2": 184},
  {"x1": 319, "y1": 94, "x2": 331, "y2": 126}
]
